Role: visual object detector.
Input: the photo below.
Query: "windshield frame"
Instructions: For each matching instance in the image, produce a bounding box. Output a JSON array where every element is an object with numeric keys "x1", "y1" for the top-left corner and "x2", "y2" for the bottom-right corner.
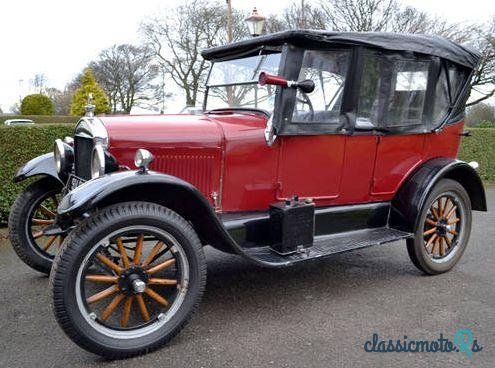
[{"x1": 202, "y1": 50, "x2": 284, "y2": 113}]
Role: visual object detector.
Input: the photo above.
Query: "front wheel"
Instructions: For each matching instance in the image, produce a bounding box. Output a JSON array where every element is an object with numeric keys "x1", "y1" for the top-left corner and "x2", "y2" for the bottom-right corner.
[
  {"x1": 407, "y1": 179, "x2": 472, "y2": 275},
  {"x1": 8, "y1": 177, "x2": 63, "y2": 274},
  {"x1": 50, "y1": 202, "x2": 206, "y2": 359}
]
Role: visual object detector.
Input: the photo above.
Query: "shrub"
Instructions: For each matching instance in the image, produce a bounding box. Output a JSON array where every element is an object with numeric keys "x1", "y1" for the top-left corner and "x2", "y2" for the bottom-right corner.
[
  {"x1": 0, "y1": 124, "x2": 74, "y2": 224},
  {"x1": 20, "y1": 94, "x2": 54, "y2": 115},
  {"x1": 70, "y1": 69, "x2": 109, "y2": 116},
  {"x1": 458, "y1": 128, "x2": 495, "y2": 182},
  {"x1": 473, "y1": 120, "x2": 495, "y2": 128}
]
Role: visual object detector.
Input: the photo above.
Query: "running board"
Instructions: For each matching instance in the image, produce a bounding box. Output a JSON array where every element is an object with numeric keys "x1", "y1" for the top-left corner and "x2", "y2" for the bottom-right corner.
[{"x1": 242, "y1": 227, "x2": 413, "y2": 266}]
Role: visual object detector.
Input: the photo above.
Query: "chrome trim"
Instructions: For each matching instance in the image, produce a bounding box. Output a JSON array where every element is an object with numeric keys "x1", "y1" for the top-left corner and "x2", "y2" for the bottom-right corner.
[
  {"x1": 264, "y1": 115, "x2": 277, "y2": 146},
  {"x1": 75, "y1": 117, "x2": 108, "y2": 147},
  {"x1": 91, "y1": 145, "x2": 106, "y2": 179},
  {"x1": 134, "y1": 149, "x2": 154, "y2": 172},
  {"x1": 468, "y1": 161, "x2": 479, "y2": 170},
  {"x1": 54, "y1": 139, "x2": 65, "y2": 173}
]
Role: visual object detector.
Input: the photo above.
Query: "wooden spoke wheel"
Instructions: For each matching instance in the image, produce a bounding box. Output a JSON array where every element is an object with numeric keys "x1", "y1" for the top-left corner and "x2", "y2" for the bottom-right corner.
[
  {"x1": 406, "y1": 179, "x2": 472, "y2": 275},
  {"x1": 51, "y1": 202, "x2": 206, "y2": 359},
  {"x1": 8, "y1": 177, "x2": 63, "y2": 274},
  {"x1": 80, "y1": 232, "x2": 185, "y2": 331},
  {"x1": 422, "y1": 194, "x2": 462, "y2": 261}
]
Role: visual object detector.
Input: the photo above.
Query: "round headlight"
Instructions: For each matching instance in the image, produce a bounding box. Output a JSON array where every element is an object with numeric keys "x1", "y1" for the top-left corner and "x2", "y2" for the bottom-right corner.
[
  {"x1": 91, "y1": 145, "x2": 106, "y2": 179},
  {"x1": 54, "y1": 138, "x2": 74, "y2": 174},
  {"x1": 134, "y1": 149, "x2": 154, "y2": 171}
]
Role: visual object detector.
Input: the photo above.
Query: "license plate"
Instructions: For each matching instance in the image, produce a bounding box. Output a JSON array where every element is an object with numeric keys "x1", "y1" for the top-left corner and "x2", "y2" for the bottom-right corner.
[{"x1": 64, "y1": 174, "x2": 86, "y2": 193}]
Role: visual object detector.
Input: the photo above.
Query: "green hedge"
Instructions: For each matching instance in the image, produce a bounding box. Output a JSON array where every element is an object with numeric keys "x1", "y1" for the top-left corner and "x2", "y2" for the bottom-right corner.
[
  {"x1": 0, "y1": 115, "x2": 79, "y2": 125},
  {"x1": 458, "y1": 128, "x2": 495, "y2": 182},
  {"x1": 0, "y1": 124, "x2": 74, "y2": 224},
  {"x1": 0, "y1": 125, "x2": 493, "y2": 225}
]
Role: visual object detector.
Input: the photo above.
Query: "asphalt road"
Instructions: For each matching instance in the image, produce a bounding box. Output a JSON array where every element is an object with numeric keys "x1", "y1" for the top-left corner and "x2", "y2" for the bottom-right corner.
[{"x1": 1, "y1": 187, "x2": 494, "y2": 368}]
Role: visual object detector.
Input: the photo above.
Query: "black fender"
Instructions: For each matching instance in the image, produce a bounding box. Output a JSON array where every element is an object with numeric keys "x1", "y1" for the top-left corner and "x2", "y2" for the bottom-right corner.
[
  {"x1": 14, "y1": 152, "x2": 64, "y2": 184},
  {"x1": 57, "y1": 170, "x2": 271, "y2": 266},
  {"x1": 389, "y1": 158, "x2": 487, "y2": 232}
]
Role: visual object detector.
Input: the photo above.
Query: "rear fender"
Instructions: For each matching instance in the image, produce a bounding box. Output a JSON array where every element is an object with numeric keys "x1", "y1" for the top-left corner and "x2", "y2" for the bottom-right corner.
[{"x1": 390, "y1": 158, "x2": 487, "y2": 232}]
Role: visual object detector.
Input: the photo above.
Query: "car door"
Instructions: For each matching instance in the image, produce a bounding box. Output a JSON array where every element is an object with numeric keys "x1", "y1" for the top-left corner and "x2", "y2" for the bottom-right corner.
[{"x1": 276, "y1": 49, "x2": 350, "y2": 205}]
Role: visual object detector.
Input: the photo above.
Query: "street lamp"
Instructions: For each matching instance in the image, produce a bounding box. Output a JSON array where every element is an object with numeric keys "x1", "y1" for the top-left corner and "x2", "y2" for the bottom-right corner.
[{"x1": 245, "y1": 7, "x2": 266, "y2": 37}]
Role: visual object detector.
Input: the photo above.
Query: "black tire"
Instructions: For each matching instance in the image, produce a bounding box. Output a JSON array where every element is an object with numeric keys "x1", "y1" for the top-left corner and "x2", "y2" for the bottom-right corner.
[
  {"x1": 50, "y1": 202, "x2": 207, "y2": 359},
  {"x1": 8, "y1": 177, "x2": 63, "y2": 274},
  {"x1": 407, "y1": 179, "x2": 472, "y2": 275}
]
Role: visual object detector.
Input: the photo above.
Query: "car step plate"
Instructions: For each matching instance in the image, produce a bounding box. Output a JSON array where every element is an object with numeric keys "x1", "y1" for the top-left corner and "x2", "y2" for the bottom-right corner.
[{"x1": 243, "y1": 227, "x2": 413, "y2": 266}]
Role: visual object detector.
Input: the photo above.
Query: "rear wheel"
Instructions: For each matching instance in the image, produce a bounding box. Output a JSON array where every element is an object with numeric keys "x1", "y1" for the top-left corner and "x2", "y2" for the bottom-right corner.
[
  {"x1": 407, "y1": 179, "x2": 472, "y2": 275},
  {"x1": 51, "y1": 202, "x2": 206, "y2": 359},
  {"x1": 8, "y1": 177, "x2": 64, "y2": 274}
]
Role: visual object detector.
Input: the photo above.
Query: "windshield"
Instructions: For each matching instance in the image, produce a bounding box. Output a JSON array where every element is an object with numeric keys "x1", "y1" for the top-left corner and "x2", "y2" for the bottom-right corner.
[{"x1": 205, "y1": 53, "x2": 281, "y2": 112}]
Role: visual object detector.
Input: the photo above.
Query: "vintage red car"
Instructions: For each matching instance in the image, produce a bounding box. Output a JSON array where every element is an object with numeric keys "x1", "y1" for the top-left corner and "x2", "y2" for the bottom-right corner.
[{"x1": 9, "y1": 30, "x2": 486, "y2": 358}]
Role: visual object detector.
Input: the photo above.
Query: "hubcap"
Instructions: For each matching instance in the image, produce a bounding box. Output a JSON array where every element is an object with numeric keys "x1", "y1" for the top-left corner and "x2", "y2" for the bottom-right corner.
[
  {"x1": 76, "y1": 226, "x2": 189, "y2": 338},
  {"x1": 423, "y1": 194, "x2": 463, "y2": 262}
]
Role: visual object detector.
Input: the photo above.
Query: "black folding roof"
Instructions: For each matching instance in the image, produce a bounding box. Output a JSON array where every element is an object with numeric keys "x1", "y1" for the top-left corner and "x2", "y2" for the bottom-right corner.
[{"x1": 202, "y1": 30, "x2": 480, "y2": 69}]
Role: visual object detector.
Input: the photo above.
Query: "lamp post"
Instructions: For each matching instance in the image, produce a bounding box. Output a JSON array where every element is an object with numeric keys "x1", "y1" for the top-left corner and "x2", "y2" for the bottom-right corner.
[{"x1": 245, "y1": 7, "x2": 266, "y2": 37}]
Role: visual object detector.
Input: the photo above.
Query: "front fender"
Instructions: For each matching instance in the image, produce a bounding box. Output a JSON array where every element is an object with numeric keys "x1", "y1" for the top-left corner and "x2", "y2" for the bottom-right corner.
[
  {"x1": 14, "y1": 152, "x2": 63, "y2": 184},
  {"x1": 390, "y1": 158, "x2": 487, "y2": 232},
  {"x1": 57, "y1": 170, "x2": 269, "y2": 264}
]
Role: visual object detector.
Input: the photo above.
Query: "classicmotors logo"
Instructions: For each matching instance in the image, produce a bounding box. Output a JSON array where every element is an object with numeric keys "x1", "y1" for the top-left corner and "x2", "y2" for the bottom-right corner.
[{"x1": 364, "y1": 329, "x2": 483, "y2": 357}]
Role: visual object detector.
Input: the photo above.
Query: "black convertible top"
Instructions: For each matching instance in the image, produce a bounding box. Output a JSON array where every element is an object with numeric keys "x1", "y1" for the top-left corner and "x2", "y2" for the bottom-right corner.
[{"x1": 202, "y1": 30, "x2": 480, "y2": 69}]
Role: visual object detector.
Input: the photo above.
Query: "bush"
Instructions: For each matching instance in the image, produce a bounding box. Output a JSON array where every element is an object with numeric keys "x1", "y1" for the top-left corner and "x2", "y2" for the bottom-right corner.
[
  {"x1": 0, "y1": 124, "x2": 74, "y2": 224},
  {"x1": 473, "y1": 121, "x2": 495, "y2": 128},
  {"x1": 20, "y1": 94, "x2": 54, "y2": 115},
  {"x1": 458, "y1": 128, "x2": 495, "y2": 182},
  {"x1": 70, "y1": 69, "x2": 109, "y2": 116},
  {"x1": 0, "y1": 115, "x2": 79, "y2": 125}
]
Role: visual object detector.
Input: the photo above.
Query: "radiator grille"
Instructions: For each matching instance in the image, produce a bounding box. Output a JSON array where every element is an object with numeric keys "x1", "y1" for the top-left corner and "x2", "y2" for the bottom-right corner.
[
  {"x1": 74, "y1": 135, "x2": 93, "y2": 180},
  {"x1": 154, "y1": 154, "x2": 216, "y2": 195}
]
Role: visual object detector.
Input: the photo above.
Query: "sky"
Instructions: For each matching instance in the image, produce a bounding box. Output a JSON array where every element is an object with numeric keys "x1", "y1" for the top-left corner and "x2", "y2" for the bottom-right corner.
[{"x1": 0, "y1": 0, "x2": 493, "y2": 113}]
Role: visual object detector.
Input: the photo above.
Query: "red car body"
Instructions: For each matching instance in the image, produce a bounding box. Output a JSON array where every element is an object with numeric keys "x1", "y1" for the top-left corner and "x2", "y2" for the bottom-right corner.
[{"x1": 101, "y1": 113, "x2": 463, "y2": 212}]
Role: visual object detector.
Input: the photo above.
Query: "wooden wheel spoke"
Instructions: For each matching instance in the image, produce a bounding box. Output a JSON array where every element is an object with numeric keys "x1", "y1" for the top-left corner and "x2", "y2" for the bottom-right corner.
[
  {"x1": 448, "y1": 229, "x2": 458, "y2": 236},
  {"x1": 85, "y1": 274, "x2": 118, "y2": 283},
  {"x1": 100, "y1": 294, "x2": 125, "y2": 321},
  {"x1": 86, "y1": 285, "x2": 119, "y2": 304},
  {"x1": 32, "y1": 218, "x2": 54, "y2": 225},
  {"x1": 39, "y1": 205, "x2": 56, "y2": 219},
  {"x1": 43, "y1": 235, "x2": 58, "y2": 251},
  {"x1": 438, "y1": 198, "x2": 444, "y2": 218},
  {"x1": 430, "y1": 206, "x2": 440, "y2": 220},
  {"x1": 423, "y1": 227, "x2": 437, "y2": 237},
  {"x1": 116, "y1": 238, "x2": 130, "y2": 268},
  {"x1": 136, "y1": 294, "x2": 150, "y2": 322},
  {"x1": 425, "y1": 218, "x2": 437, "y2": 227},
  {"x1": 144, "y1": 287, "x2": 168, "y2": 306},
  {"x1": 446, "y1": 205, "x2": 457, "y2": 220},
  {"x1": 148, "y1": 278, "x2": 178, "y2": 286},
  {"x1": 448, "y1": 218, "x2": 460, "y2": 225},
  {"x1": 142, "y1": 241, "x2": 164, "y2": 267},
  {"x1": 444, "y1": 235, "x2": 452, "y2": 248},
  {"x1": 439, "y1": 237, "x2": 444, "y2": 256},
  {"x1": 426, "y1": 233, "x2": 437, "y2": 249},
  {"x1": 147, "y1": 258, "x2": 175, "y2": 275},
  {"x1": 431, "y1": 238, "x2": 439, "y2": 256},
  {"x1": 121, "y1": 297, "x2": 133, "y2": 327},
  {"x1": 96, "y1": 253, "x2": 123, "y2": 274},
  {"x1": 133, "y1": 235, "x2": 144, "y2": 264},
  {"x1": 32, "y1": 230, "x2": 44, "y2": 239}
]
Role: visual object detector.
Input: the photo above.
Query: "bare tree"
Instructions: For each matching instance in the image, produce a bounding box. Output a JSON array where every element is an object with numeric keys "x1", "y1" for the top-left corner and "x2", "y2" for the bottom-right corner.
[
  {"x1": 90, "y1": 44, "x2": 158, "y2": 113},
  {"x1": 141, "y1": 1, "x2": 241, "y2": 107},
  {"x1": 321, "y1": 0, "x2": 398, "y2": 32},
  {"x1": 31, "y1": 73, "x2": 47, "y2": 94},
  {"x1": 468, "y1": 18, "x2": 495, "y2": 106}
]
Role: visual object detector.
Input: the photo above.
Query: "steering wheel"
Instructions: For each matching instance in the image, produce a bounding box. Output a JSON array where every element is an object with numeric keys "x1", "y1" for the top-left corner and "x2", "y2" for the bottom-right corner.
[{"x1": 296, "y1": 91, "x2": 314, "y2": 121}]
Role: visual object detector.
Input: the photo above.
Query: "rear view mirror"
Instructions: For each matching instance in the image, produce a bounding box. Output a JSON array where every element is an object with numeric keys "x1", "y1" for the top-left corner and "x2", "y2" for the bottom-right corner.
[{"x1": 258, "y1": 72, "x2": 315, "y2": 93}]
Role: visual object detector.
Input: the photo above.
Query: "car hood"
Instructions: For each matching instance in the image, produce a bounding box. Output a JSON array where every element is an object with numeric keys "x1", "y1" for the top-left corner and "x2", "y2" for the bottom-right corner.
[{"x1": 99, "y1": 112, "x2": 269, "y2": 152}]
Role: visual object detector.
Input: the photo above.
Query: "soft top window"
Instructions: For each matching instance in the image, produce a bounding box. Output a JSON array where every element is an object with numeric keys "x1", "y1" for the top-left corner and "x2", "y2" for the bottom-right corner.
[{"x1": 292, "y1": 49, "x2": 350, "y2": 128}]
